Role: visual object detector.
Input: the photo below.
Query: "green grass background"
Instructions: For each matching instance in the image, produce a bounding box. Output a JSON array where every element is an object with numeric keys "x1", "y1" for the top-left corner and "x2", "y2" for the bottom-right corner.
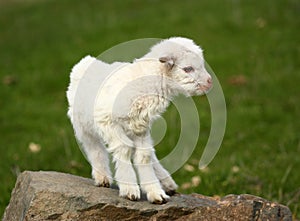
[{"x1": 0, "y1": 0, "x2": 299, "y2": 219}]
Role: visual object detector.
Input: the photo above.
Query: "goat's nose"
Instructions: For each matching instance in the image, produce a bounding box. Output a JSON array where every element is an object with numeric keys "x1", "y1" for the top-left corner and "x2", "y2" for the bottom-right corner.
[{"x1": 207, "y1": 77, "x2": 212, "y2": 85}]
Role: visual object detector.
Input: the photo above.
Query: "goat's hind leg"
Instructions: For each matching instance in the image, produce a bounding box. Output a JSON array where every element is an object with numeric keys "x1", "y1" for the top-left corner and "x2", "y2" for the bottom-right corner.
[{"x1": 80, "y1": 133, "x2": 112, "y2": 187}]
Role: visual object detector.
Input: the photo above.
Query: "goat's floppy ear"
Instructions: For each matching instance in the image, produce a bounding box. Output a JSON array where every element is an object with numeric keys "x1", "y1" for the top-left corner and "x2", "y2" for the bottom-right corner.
[{"x1": 159, "y1": 56, "x2": 175, "y2": 70}]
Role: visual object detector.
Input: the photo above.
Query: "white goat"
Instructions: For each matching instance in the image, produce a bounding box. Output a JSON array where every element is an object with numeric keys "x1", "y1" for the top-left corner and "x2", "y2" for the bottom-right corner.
[{"x1": 66, "y1": 37, "x2": 212, "y2": 204}]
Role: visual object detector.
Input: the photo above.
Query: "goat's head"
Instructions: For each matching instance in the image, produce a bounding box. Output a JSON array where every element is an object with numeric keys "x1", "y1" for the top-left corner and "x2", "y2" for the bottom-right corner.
[{"x1": 147, "y1": 37, "x2": 212, "y2": 96}]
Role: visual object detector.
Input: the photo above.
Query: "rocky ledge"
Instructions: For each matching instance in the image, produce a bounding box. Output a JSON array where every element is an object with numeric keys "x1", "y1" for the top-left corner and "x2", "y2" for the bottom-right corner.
[{"x1": 3, "y1": 171, "x2": 292, "y2": 221}]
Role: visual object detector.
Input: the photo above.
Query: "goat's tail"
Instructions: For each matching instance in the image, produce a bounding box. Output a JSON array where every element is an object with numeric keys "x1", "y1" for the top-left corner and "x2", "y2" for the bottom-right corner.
[{"x1": 66, "y1": 55, "x2": 96, "y2": 121}]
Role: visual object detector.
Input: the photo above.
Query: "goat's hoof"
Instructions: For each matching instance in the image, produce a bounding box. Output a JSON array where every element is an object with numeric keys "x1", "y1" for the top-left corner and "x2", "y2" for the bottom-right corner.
[
  {"x1": 165, "y1": 190, "x2": 178, "y2": 196},
  {"x1": 95, "y1": 177, "x2": 111, "y2": 188},
  {"x1": 119, "y1": 184, "x2": 141, "y2": 201},
  {"x1": 93, "y1": 171, "x2": 112, "y2": 188},
  {"x1": 96, "y1": 182, "x2": 110, "y2": 188},
  {"x1": 152, "y1": 195, "x2": 168, "y2": 204},
  {"x1": 126, "y1": 194, "x2": 138, "y2": 201},
  {"x1": 148, "y1": 191, "x2": 170, "y2": 204}
]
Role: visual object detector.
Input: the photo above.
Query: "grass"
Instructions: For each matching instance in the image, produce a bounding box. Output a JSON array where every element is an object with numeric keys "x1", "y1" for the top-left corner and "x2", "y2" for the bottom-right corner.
[{"x1": 0, "y1": 0, "x2": 299, "y2": 219}]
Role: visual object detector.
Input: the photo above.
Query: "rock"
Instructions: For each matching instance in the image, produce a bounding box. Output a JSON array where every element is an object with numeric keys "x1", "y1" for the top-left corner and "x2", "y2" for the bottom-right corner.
[{"x1": 3, "y1": 171, "x2": 292, "y2": 221}]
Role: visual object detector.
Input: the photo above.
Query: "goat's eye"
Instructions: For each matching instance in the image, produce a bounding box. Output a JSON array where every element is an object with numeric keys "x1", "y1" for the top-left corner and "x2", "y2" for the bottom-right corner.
[{"x1": 183, "y1": 66, "x2": 194, "y2": 73}]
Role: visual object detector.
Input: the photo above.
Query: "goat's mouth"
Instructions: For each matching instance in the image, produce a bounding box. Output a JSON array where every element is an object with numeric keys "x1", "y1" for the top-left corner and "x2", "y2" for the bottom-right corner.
[{"x1": 196, "y1": 83, "x2": 213, "y2": 94}]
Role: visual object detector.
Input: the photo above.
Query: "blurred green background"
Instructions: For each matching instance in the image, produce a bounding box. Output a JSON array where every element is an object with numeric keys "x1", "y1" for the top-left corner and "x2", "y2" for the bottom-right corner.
[{"x1": 0, "y1": 0, "x2": 299, "y2": 219}]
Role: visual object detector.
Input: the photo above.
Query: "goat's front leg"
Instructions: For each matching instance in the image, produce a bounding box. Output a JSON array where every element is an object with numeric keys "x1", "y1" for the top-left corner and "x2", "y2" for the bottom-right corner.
[
  {"x1": 133, "y1": 134, "x2": 169, "y2": 204},
  {"x1": 151, "y1": 152, "x2": 178, "y2": 196},
  {"x1": 109, "y1": 140, "x2": 140, "y2": 201}
]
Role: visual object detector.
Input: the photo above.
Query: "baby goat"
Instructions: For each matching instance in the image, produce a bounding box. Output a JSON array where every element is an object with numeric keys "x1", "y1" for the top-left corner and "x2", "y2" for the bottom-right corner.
[{"x1": 66, "y1": 37, "x2": 212, "y2": 204}]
